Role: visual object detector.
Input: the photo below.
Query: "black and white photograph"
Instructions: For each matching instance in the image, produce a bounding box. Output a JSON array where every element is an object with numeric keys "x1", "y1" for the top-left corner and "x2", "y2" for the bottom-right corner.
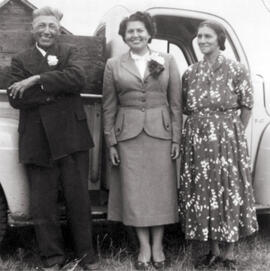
[{"x1": 0, "y1": 0, "x2": 269, "y2": 270}]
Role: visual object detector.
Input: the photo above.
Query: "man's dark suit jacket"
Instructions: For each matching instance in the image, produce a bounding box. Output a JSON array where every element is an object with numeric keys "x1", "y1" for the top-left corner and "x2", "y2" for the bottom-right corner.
[{"x1": 8, "y1": 43, "x2": 94, "y2": 167}]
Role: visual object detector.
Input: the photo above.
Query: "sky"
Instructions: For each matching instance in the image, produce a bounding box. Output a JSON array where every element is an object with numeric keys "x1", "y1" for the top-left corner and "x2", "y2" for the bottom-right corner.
[
  {"x1": 1, "y1": 0, "x2": 268, "y2": 36},
  {"x1": 29, "y1": 0, "x2": 143, "y2": 35}
]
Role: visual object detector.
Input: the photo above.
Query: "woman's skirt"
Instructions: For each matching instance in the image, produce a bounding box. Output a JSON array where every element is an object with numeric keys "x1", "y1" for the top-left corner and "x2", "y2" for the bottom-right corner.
[
  {"x1": 108, "y1": 131, "x2": 179, "y2": 227},
  {"x1": 179, "y1": 111, "x2": 258, "y2": 242}
]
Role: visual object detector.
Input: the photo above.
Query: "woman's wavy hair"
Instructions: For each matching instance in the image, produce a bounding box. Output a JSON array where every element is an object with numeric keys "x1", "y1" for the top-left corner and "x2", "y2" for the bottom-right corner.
[
  {"x1": 118, "y1": 11, "x2": 156, "y2": 43},
  {"x1": 198, "y1": 20, "x2": 226, "y2": 51}
]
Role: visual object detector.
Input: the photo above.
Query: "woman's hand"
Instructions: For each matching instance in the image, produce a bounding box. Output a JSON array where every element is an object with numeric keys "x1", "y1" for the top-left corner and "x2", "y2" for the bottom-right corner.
[
  {"x1": 240, "y1": 107, "x2": 252, "y2": 130},
  {"x1": 109, "y1": 146, "x2": 120, "y2": 166},
  {"x1": 171, "y1": 143, "x2": 180, "y2": 160}
]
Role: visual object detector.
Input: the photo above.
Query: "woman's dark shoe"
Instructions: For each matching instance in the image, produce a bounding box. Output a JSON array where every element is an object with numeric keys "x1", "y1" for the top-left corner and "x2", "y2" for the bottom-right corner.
[
  {"x1": 195, "y1": 252, "x2": 223, "y2": 269},
  {"x1": 80, "y1": 262, "x2": 100, "y2": 271},
  {"x1": 222, "y1": 258, "x2": 237, "y2": 270},
  {"x1": 134, "y1": 260, "x2": 152, "y2": 270}
]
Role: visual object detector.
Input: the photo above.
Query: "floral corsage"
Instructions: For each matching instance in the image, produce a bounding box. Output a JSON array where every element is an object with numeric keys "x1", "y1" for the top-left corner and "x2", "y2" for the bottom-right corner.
[
  {"x1": 47, "y1": 55, "x2": 59, "y2": 66},
  {"x1": 147, "y1": 53, "x2": 165, "y2": 78}
]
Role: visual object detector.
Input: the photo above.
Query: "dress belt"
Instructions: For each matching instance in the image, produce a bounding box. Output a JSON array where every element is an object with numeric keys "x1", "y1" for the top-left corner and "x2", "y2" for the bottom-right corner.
[{"x1": 187, "y1": 109, "x2": 238, "y2": 120}]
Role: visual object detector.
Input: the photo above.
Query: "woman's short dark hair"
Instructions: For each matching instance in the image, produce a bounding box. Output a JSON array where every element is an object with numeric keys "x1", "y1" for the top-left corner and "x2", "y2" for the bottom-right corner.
[
  {"x1": 118, "y1": 11, "x2": 156, "y2": 43},
  {"x1": 198, "y1": 20, "x2": 226, "y2": 51}
]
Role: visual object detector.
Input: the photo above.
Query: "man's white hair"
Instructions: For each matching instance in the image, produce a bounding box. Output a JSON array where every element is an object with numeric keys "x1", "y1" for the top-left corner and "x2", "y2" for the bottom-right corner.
[{"x1": 32, "y1": 6, "x2": 63, "y2": 21}]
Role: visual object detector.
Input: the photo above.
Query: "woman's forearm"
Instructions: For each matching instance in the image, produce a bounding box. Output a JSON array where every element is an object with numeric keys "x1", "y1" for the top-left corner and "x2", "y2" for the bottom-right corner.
[{"x1": 240, "y1": 107, "x2": 252, "y2": 129}]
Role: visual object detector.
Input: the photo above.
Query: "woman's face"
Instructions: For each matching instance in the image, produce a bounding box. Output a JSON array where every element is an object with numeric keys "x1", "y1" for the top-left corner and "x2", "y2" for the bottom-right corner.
[
  {"x1": 124, "y1": 21, "x2": 151, "y2": 52},
  {"x1": 197, "y1": 26, "x2": 220, "y2": 56}
]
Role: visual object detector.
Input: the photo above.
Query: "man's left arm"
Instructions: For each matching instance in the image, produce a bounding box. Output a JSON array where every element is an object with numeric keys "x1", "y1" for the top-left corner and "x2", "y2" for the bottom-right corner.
[
  {"x1": 40, "y1": 46, "x2": 86, "y2": 95},
  {"x1": 8, "y1": 55, "x2": 56, "y2": 109}
]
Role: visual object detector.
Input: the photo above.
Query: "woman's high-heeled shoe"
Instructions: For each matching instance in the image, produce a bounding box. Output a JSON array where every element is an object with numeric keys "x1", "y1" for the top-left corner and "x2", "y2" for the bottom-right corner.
[
  {"x1": 152, "y1": 259, "x2": 170, "y2": 270},
  {"x1": 134, "y1": 260, "x2": 152, "y2": 270}
]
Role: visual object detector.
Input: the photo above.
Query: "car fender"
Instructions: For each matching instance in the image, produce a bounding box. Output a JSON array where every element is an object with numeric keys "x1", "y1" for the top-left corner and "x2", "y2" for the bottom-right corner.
[
  {"x1": 0, "y1": 117, "x2": 30, "y2": 219},
  {"x1": 254, "y1": 123, "x2": 270, "y2": 205}
]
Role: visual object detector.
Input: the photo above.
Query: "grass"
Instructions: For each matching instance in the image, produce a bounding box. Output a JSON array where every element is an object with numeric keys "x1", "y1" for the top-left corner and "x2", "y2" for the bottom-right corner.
[{"x1": 0, "y1": 215, "x2": 269, "y2": 270}]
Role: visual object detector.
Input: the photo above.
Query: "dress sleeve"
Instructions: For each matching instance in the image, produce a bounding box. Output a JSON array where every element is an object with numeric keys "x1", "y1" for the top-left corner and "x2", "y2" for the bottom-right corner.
[
  {"x1": 102, "y1": 59, "x2": 118, "y2": 147},
  {"x1": 234, "y1": 63, "x2": 254, "y2": 110},
  {"x1": 182, "y1": 67, "x2": 191, "y2": 114}
]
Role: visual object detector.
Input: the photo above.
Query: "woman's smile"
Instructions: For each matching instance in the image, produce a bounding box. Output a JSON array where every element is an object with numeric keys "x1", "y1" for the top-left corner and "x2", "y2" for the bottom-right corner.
[
  {"x1": 125, "y1": 21, "x2": 150, "y2": 53},
  {"x1": 197, "y1": 26, "x2": 219, "y2": 56}
]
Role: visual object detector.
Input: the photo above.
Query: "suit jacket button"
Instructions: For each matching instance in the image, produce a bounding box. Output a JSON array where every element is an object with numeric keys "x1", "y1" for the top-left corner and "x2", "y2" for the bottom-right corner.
[
  {"x1": 46, "y1": 97, "x2": 51, "y2": 102},
  {"x1": 141, "y1": 108, "x2": 145, "y2": 112}
]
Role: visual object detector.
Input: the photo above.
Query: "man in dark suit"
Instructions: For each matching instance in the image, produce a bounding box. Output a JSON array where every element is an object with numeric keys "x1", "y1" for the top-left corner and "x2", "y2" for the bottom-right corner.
[{"x1": 8, "y1": 6, "x2": 98, "y2": 271}]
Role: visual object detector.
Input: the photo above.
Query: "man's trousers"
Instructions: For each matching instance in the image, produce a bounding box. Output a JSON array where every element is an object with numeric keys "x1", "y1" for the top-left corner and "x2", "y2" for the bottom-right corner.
[{"x1": 26, "y1": 150, "x2": 94, "y2": 267}]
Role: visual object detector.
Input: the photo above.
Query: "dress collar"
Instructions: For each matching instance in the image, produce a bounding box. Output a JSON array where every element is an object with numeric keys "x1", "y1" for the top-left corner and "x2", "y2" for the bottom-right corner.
[{"x1": 203, "y1": 54, "x2": 225, "y2": 72}]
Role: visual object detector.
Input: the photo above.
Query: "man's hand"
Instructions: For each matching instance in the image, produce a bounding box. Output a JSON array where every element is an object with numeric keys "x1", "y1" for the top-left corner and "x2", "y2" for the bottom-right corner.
[
  {"x1": 109, "y1": 146, "x2": 120, "y2": 166},
  {"x1": 171, "y1": 142, "x2": 180, "y2": 160},
  {"x1": 8, "y1": 75, "x2": 41, "y2": 99}
]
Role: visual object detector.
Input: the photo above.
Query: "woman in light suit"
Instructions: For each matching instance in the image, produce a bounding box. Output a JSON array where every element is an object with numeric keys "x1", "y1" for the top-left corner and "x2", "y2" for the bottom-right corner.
[{"x1": 102, "y1": 12, "x2": 182, "y2": 270}]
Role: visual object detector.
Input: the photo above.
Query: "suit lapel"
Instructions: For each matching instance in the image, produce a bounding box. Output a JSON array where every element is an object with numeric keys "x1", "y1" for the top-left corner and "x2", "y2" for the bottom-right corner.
[
  {"x1": 21, "y1": 47, "x2": 46, "y2": 75},
  {"x1": 40, "y1": 43, "x2": 61, "y2": 72},
  {"x1": 120, "y1": 52, "x2": 142, "y2": 80},
  {"x1": 22, "y1": 44, "x2": 60, "y2": 75}
]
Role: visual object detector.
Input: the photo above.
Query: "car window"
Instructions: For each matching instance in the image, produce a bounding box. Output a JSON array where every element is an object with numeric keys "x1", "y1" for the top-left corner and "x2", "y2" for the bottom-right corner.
[
  {"x1": 150, "y1": 39, "x2": 168, "y2": 53},
  {"x1": 149, "y1": 38, "x2": 188, "y2": 75},
  {"x1": 192, "y1": 37, "x2": 237, "y2": 61},
  {"x1": 168, "y1": 43, "x2": 188, "y2": 74}
]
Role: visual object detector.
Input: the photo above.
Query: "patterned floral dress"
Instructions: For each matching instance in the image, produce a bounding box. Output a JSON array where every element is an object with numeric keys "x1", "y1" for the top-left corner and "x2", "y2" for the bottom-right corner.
[{"x1": 179, "y1": 55, "x2": 258, "y2": 242}]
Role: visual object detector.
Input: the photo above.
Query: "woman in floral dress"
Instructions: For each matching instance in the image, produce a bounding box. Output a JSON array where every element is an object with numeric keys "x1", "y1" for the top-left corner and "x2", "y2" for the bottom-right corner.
[{"x1": 179, "y1": 20, "x2": 258, "y2": 270}]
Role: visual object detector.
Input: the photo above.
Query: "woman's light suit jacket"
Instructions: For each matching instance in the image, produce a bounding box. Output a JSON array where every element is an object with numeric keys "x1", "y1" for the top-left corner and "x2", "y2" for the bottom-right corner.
[{"x1": 102, "y1": 51, "x2": 182, "y2": 147}]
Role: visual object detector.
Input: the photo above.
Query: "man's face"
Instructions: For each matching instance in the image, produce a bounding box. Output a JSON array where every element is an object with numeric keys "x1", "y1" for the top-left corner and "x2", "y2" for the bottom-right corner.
[{"x1": 32, "y1": 15, "x2": 60, "y2": 49}]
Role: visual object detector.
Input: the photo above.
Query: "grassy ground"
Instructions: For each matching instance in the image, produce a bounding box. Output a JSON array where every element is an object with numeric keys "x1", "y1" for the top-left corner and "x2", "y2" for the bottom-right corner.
[{"x1": 0, "y1": 215, "x2": 269, "y2": 271}]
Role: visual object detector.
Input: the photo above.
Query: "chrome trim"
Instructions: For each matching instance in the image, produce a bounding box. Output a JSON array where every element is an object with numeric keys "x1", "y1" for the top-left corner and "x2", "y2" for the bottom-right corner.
[
  {"x1": 81, "y1": 93, "x2": 103, "y2": 99},
  {"x1": 0, "y1": 89, "x2": 103, "y2": 99}
]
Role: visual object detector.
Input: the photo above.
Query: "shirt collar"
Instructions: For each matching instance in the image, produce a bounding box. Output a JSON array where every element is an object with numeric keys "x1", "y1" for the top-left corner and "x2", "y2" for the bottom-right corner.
[
  {"x1": 35, "y1": 43, "x2": 47, "y2": 57},
  {"x1": 130, "y1": 50, "x2": 150, "y2": 61}
]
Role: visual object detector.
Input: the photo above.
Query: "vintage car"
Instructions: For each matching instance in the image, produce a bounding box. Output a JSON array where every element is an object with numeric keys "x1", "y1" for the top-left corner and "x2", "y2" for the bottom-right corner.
[{"x1": 0, "y1": 0, "x2": 269, "y2": 244}]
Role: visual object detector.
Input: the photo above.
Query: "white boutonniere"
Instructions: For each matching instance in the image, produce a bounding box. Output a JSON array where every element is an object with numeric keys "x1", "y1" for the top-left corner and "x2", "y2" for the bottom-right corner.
[
  {"x1": 47, "y1": 55, "x2": 59, "y2": 66},
  {"x1": 147, "y1": 53, "x2": 165, "y2": 78},
  {"x1": 148, "y1": 52, "x2": 165, "y2": 65}
]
